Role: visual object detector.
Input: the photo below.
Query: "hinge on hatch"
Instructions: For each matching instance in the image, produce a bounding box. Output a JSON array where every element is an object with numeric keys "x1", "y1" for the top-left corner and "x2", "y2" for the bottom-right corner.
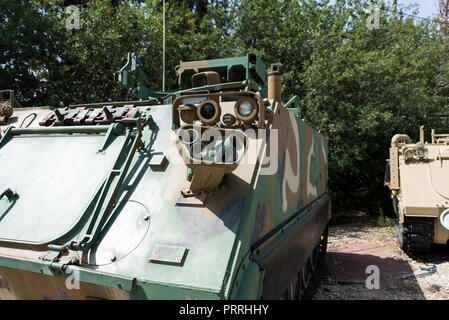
[{"x1": 40, "y1": 245, "x2": 80, "y2": 272}]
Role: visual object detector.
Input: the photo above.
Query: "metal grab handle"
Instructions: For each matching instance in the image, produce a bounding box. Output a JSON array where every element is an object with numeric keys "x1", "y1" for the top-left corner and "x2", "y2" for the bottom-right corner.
[{"x1": 0, "y1": 188, "x2": 17, "y2": 201}]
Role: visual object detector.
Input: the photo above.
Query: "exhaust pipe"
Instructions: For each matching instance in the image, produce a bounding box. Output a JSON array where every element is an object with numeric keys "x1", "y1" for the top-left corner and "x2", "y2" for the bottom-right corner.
[{"x1": 267, "y1": 63, "x2": 282, "y2": 103}]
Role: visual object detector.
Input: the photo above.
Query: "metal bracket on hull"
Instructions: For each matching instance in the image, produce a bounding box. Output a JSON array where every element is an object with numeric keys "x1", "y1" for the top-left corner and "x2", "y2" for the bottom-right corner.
[
  {"x1": 176, "y1": 191, "x2": 207, "y2": 207},
  {"x1": 39, "y1": 105, "x2": 140, "y2": 127},
  {"x1": 0, "y1": 189, "x2": 17, "y2": 201},
  {"x1": 40, "y1": 245, "x2": 80, "y2": 272}
]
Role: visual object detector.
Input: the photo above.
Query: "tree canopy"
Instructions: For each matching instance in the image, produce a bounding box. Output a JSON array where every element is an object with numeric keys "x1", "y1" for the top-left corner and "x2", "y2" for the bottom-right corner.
[{"x1": 2, "y1": 0, "x2": 449, "y2": 217}]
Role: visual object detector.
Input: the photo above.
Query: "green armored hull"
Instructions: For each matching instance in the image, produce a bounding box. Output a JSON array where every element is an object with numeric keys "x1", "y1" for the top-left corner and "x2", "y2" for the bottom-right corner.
[{"x1": 0, "y1": 55, "x2": 330, "y2": 299}]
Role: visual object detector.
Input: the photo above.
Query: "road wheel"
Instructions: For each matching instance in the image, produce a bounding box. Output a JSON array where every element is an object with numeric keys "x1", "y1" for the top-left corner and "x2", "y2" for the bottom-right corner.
[{"x1": 398, "y1": 217, "x2": 433, "y2": 255}]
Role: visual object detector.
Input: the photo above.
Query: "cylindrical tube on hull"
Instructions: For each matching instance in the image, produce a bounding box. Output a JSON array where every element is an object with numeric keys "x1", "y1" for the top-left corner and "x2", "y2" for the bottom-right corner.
[{"x1": 267, "y1": 64, "x2": 282, "y2": 103}]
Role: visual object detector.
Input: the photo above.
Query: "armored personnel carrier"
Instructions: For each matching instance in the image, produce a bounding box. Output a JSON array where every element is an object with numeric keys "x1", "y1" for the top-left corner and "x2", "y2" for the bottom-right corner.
[
  {"x1": 0, "y1": 54, "x2": 330, "y2": 299},
  {"x1": 386, "y1": 123, "x2": 449, "y2": 254}
]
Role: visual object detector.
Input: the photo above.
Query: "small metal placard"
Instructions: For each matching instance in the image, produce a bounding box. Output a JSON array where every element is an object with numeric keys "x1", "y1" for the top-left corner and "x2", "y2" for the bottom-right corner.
[
  {"x1": 175, "y1": 192, "x2": 207, "y2": 207},
  {"x1": 149, "y1": 245, "x2": 188, "y2": 266},
  {"x1": 149, "y1": 154, "x2": 168, "y2": 170}
]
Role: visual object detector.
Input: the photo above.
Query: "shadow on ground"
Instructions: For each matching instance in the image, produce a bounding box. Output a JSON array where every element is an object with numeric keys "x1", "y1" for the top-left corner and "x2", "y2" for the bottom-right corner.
[
  {"x1": 310, "y1": 241, "x2": 430, "y2": 299},
  {"x1": 309, "y1": 212, "x2": 449, "y2": 299},
  {"x1": 310, "y1": 251, "x2": 426, "y2": 299}
]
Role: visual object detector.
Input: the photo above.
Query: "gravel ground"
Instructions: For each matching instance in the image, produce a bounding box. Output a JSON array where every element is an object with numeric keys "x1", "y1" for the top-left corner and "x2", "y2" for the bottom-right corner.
[{"x1": 312, "y1": 213, "x2": 449, "y2": 300}]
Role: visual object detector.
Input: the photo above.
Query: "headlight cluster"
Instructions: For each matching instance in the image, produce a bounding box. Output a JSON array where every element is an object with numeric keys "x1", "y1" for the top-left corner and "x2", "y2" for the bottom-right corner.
[
  {"x1": 403, "y1": 148, "x2": 414, "y2": 159},
  {"x1": 234, "y1": 97, "x2": 258, "y2": 124},
  {"x1": 402, "y1": 145, "x2": 427, "y2": 161},
  {"x1": 179, "y1": 96, "x2": 259, "y2": 126}
]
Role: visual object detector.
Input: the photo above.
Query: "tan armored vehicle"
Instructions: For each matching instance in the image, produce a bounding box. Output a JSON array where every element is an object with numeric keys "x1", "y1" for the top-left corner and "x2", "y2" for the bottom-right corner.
[{"x1": 385, "y1": 123, "x2": 449, "y2": 254}]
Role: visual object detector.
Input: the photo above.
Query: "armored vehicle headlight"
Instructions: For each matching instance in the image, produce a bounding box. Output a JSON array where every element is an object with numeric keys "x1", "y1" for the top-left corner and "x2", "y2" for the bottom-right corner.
[
  {"x1": 197, "y1": 100, "x2": 221, "y2": 125},
  {"x1": 417, "y1": 148, "x2": 425, "y2": 157},
  {"x1": 234, "y1": 97, "x2": 258, "y2": 123},
  {"x1": 238, "y1": 101, "x2": 254, "y2": 116},
  {"x1": 201, "y1": 103, "x2": 215, "y2": 119},
  {"x1": 404, "y1": 148, "x2": 414, "y2": 159}
]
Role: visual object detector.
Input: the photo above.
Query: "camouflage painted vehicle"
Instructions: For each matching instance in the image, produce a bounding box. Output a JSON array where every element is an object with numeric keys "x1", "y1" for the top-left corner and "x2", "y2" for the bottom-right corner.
[
  {"x1": 385, "y1": 123, "x2": 449, "y2": 254},
  {"x1": 0, "y1": 54, "x2": 330, "y2": 300}
]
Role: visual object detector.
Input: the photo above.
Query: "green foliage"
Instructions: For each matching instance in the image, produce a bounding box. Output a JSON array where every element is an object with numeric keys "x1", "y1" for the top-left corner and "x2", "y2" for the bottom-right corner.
[
  {"x1": 0, "y1": 0, "x2": 61, "y2": 105},
  {"x1": 301, "y1": 2, "x2": 449, "y2": 214},
  {"x1": 378, "y1": 207, "x2": 395, "y2": 228},
  {"x1": 2, "y1": 0, "x2": 449, "y2": 215}
]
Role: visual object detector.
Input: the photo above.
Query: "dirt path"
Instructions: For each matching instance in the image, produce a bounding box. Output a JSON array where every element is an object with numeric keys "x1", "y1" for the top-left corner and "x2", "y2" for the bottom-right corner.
[{"x1": 312, "y1": 213, "x2": 449, "y2": 300}]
